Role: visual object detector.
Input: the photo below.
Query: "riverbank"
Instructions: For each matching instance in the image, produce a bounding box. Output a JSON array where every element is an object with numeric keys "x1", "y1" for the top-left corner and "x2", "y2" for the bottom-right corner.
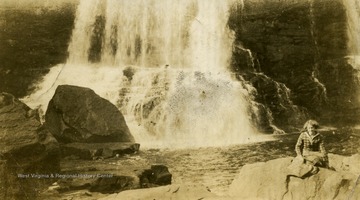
[{"x1": 38, "y1": 128, "x2": 359, "y2": 199}]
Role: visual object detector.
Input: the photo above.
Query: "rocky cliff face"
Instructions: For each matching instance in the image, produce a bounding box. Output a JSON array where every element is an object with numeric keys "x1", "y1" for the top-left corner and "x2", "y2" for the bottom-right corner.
[
  {"x1": 0, "y1": 4, "x2": 76, "y2": 97},
  {"x1": 229, "y1": 0, "x2": 360, "y2": 131},
  {"x1": 0, "y1": 92, "x2": 60, "y2": 199}
]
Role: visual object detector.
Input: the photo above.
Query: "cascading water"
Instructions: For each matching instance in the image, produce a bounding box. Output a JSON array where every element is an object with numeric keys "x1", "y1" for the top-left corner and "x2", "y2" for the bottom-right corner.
[
  {"x1": 343, "y1": 0, "x2": 360, "y2": 69},
  {"x1": 23, "y1": 0, "x2": 270, "y2": 148}
]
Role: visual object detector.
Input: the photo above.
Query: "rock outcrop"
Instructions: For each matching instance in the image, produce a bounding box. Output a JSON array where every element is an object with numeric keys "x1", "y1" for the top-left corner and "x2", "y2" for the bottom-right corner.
[
  {"x1": 229, "y1": 0, "x2": 360, "y2": 130},
  {"x1": 45, "y1": 85, "x2": 134, "y2": 143},
  {"x1": 328, "y1": 153, "x2": 360, "y2": 175},
  {"x1": 0, "y1": 92, "x2": 60, "y2": 199},
  {"x1": 229, "y1": 155, "x2": 360, "y2": 200}
]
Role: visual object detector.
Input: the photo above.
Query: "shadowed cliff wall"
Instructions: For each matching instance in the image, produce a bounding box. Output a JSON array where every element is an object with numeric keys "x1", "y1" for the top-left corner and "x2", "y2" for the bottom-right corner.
[{"x1": 229, "y1": 0, "x2": 360, "y2": 130}]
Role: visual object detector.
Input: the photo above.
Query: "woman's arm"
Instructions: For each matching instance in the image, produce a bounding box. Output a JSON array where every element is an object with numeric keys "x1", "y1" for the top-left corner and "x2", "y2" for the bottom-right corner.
[
  {"x1": 295, "y1": 133, "x2": 304, "y2": 156},
  {"x1": 319, "y1": 137, "x2": 326, "y2": 156}
]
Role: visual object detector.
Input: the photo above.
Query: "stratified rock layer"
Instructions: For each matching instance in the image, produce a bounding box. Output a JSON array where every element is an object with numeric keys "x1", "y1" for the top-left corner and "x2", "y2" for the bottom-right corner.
[{"x1": 45, "y1": 85, "x2": 134, "y2": 143}]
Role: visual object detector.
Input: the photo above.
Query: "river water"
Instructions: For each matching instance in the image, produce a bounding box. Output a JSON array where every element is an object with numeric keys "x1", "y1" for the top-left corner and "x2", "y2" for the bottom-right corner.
[
  {"x1": 116, "y1": 129, "x2": 360, "y2": 195},
  {"x1": 2, "y1": 1, "x2": 360, "y2": 199}
]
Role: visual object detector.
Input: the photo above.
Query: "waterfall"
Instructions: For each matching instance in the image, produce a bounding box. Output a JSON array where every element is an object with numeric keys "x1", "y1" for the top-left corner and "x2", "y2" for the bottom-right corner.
[
  {"x1": 23, "y1": 0, "x2": 270, "y2": 148},
  {"x1": 68, "y1": 0, "x2": 235, "y2": 70},
  {"x1": 343, "y1": 0, "x2": 360, "y2": 69}
]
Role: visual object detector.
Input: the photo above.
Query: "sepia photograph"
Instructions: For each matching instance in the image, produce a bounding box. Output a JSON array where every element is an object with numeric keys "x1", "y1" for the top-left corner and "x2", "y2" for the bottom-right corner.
[{"x1": 0, "y1": 0, "x2": 359, "y2": 199}]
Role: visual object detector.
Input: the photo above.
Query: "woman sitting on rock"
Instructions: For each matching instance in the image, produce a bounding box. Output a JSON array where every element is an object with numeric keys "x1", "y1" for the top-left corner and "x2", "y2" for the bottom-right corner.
[{"x1": 295, "y1": 119, "x2": 328, "y2": 168}]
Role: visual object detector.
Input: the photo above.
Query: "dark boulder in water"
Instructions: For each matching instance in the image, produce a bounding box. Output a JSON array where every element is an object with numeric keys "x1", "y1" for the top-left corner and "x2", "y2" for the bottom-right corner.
[
  {"x1": 0, "y1": 92, "x2": 60, "y2": 199},
  {"x1": 45, "y1": 85, "x2": 135, "y2": 143},
  {"x1": 138, "y1": 165, "x2": 172, "y2": 188}
]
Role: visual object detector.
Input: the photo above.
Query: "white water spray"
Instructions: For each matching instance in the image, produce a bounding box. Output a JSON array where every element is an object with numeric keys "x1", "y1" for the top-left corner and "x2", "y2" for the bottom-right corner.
[
  {"x1": 67, "y1": 0, "x2": 104, "y2": 64},
  {"x1": 24, "y1": 0, "x2": 270, "y2": 148},
  {"x1": 343, "y1": 0, "x2": 360, "y2": 69}
]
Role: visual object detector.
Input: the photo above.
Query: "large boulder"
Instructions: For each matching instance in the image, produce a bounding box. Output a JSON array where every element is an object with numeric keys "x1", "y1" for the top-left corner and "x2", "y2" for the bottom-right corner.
[
  {"x1": 229, "y1": 155, "x2": 360, "y2": 200},
  {"x1": 0, "y1": 92, "x2": 60, "y2": 199},
  {"x1": 45, "y1": 85, "x2": 134, "y2": 143}
]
